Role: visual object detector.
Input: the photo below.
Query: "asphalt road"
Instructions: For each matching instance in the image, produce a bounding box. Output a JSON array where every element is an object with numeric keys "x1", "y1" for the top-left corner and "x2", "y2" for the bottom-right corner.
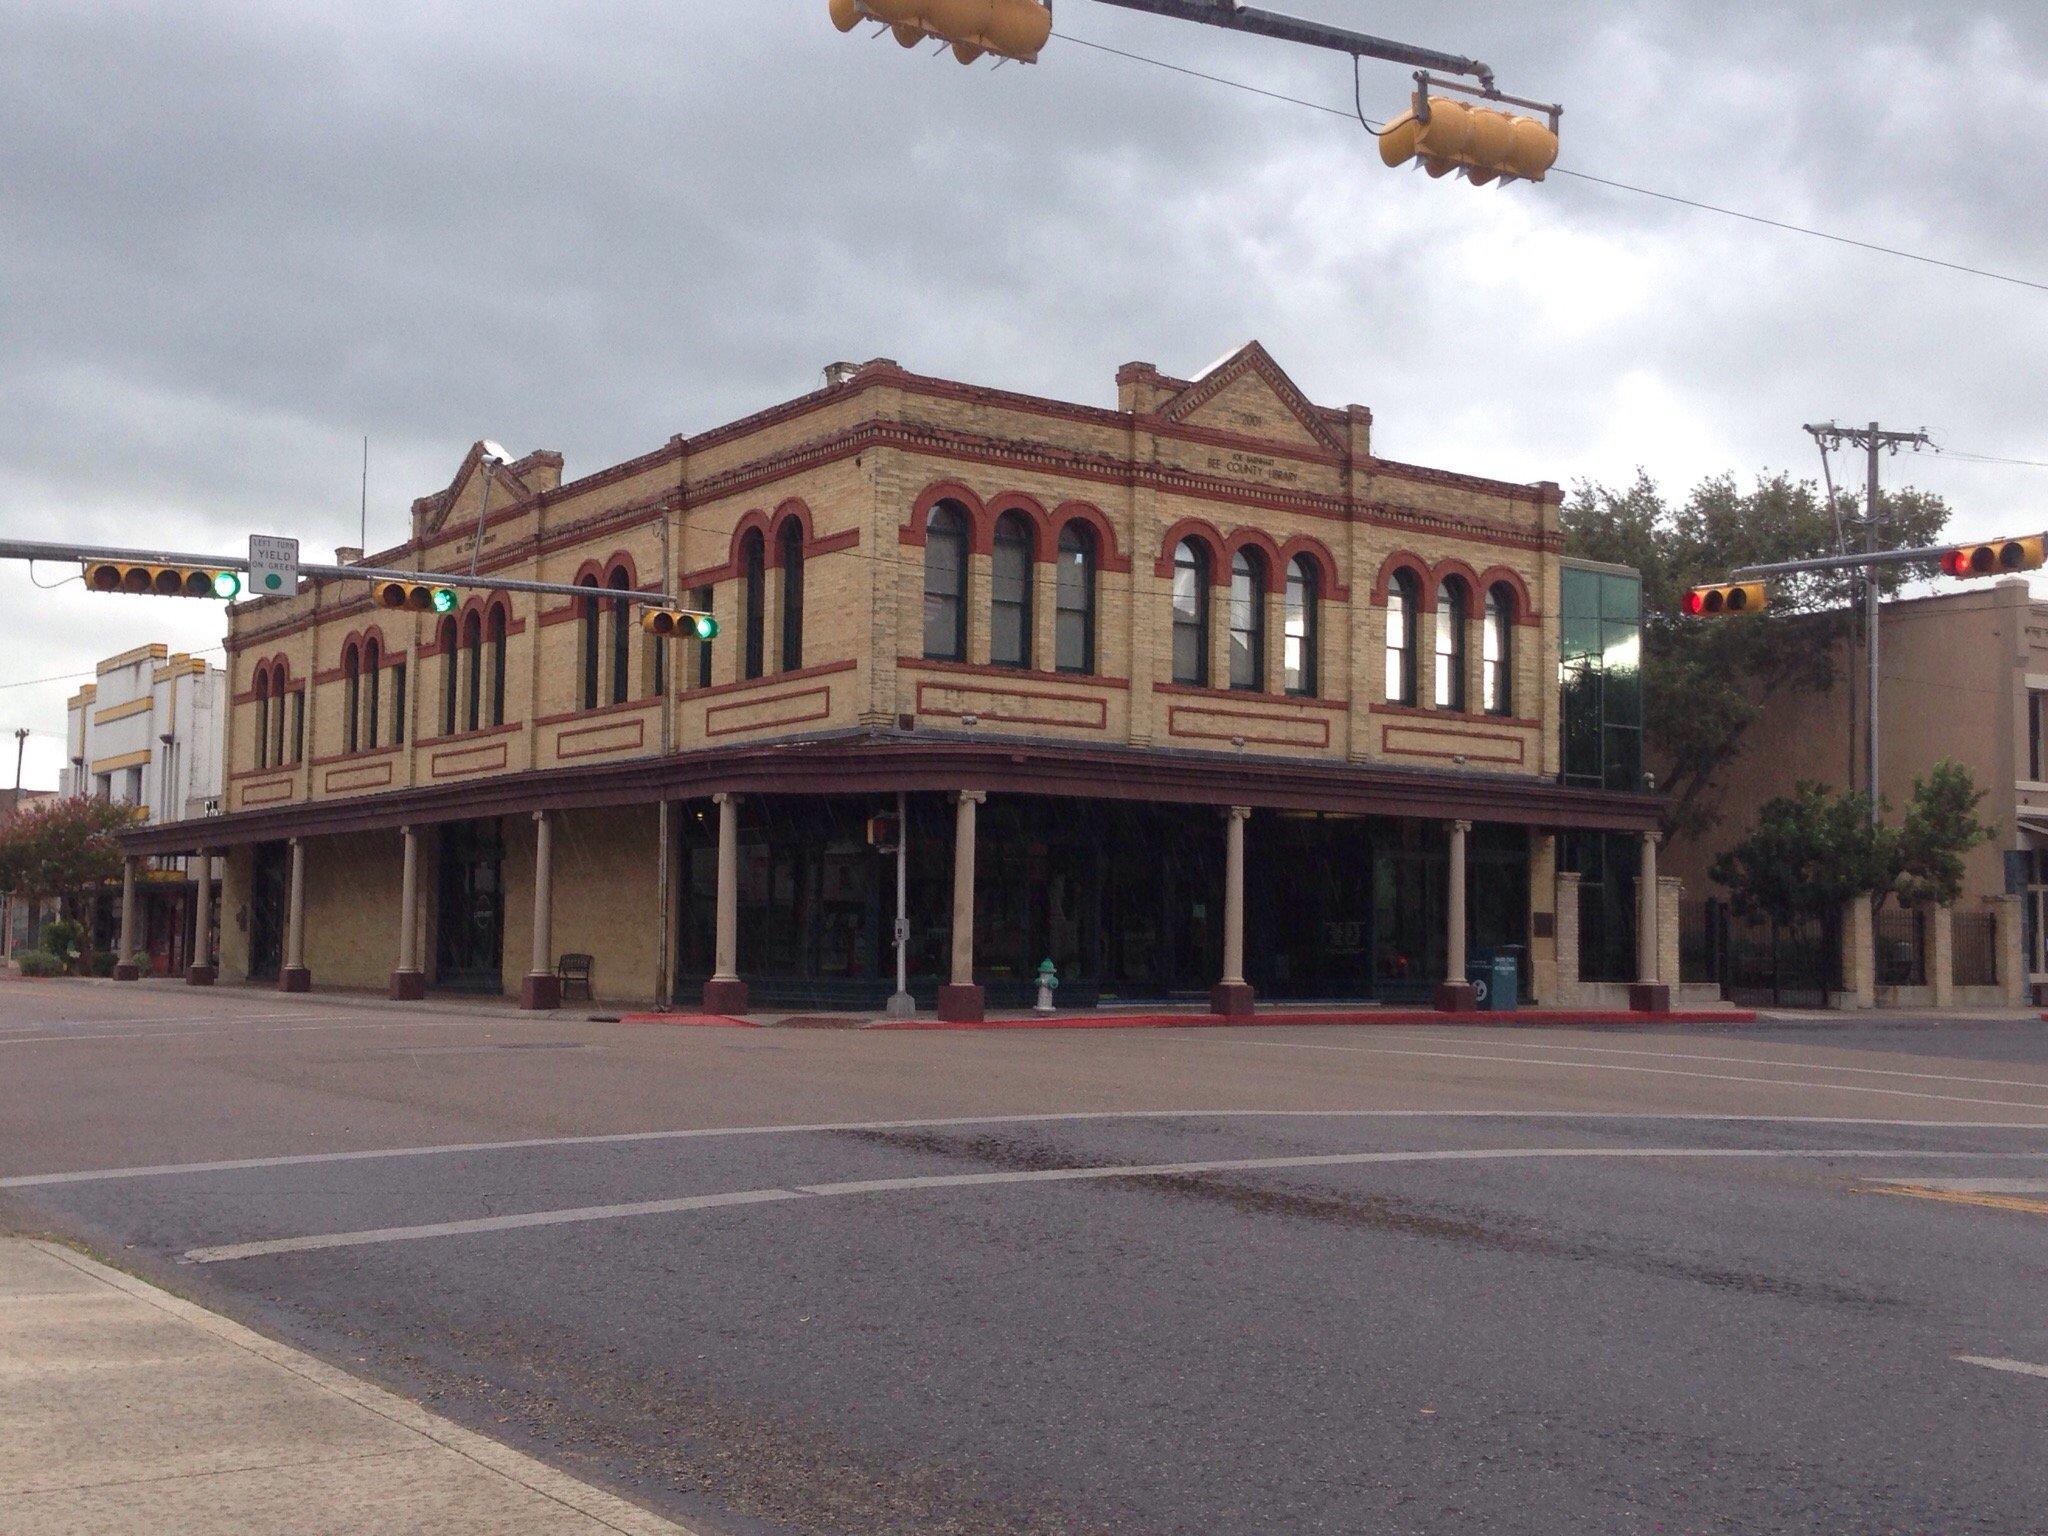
[{"x1": 4, "y1": 982, "x2": 2048, "y2": 1535}]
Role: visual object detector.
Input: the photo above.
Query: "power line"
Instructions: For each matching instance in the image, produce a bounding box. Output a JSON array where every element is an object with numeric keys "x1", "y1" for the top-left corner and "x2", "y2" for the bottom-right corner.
[
  {"x1": 0, "y1": 644, "x2": 226, "y2": 692},
  {"x1": 1052, "y1": 30, "x2": 2048, "y2": 296},
  {"x1": 1930, "y1": 445, "x2": 2048, "y2": 470}
]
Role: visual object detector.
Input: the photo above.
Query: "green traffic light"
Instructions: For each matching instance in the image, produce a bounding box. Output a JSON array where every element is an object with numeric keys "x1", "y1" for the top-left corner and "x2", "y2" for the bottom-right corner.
[
  {"x1": 212, "y1": 570, "x2": 242, "y2": 599},
  {"x1": 431, "y1": 587, "x2": 457, "y2": 613},
  {"x1": 693, "y1": 614, "x2": 719, "y2": 640}
]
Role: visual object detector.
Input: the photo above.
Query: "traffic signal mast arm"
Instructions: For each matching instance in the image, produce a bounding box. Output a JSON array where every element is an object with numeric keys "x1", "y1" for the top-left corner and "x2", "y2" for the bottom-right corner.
[
  {"x1": 1081, "y1": 0, "x2": 1495, "y2": 86},
  {"x1": 0, "y1": 537, "x2": 712, "y2": 618},
  {"x1": 1725, "y1": 536, "x2": 2046, "y2": 582}
]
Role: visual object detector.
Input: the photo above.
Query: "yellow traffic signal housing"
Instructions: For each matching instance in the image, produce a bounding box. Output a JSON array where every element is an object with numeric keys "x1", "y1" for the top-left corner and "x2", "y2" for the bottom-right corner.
[
  {"x1": 1380, "y1": 94, "x2": 1560, "y2": 185},
  {"x1": 1683, "y1": 583, "x2": 1768, "y2": 617},
  {"x1": 1941, "y1": 536, "x2": 2048, "y2": 580},
  {"x1": 830, "y1": 0, "x2": 1052, "y2": 64},
  {"x1": 373, "y1": 580, "x2": 458, "y2": 613},
  {"x1": 642, "y1": 609, "x2": 719, "y2": 641},
  {"x1": 83, "y1": 562, "x2": 241, "y2": 599}
]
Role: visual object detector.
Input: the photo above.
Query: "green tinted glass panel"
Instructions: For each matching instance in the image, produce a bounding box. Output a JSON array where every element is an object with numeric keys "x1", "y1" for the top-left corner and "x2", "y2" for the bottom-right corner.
[
  {"x1": 1600, "y1": 572, "x2": 1641, "y2": 622},
  {"x1": 1561, "y1": 567, "x2": 1599, "y2": 623},
  {"x1": 1562, "y1": 616, "x2": 1601, "y2": 661}
]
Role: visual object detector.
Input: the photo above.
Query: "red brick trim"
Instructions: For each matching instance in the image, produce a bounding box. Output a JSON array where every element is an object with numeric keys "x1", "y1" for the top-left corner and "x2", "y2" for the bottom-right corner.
[
  {"x1": 323, "y1": 759, "x2": 395, "y2": 794},
  {"x1": 1371, "y1": 552, "x2": 1436, "y2": 609},
  {"x1": 1222, "y1": 527, "x2": 1287, "y2": 592},
  {"x1": 414, "y1": 721, "x2": 523, "y2": 749},
  {"x1": 1370, "y1": 701, "x2": 1540, "y2": 730},
  {"x1": 237, "y1": 776, "x2": 296, "y2": 808},
  {"x1": 1431, "y1": 558, "x2": 1483, "y2": 599},
  {"x1": 683, "y1": 658, "x2": 858, "y2": 702},
  {"x1": 1379, "y1": 720, "x2": 1528, "y2": 767},
  {"x1": 898, "y1": 657, "x2": 1131, "y2": 690},
  {"x1": 914, "y1": 679, "x2": 1111, "y2": 731},
  {"x1": 1049, "y1": 501, "x2": 1131, "y2": 573},
  {"x1": 1167, "y1": 704, "x2": 1333, "y2": 751},
  {"x1": 1153, "y1": 681, "x2": 1349, "y2": 711},
  {"x1": 1476, "y1": 565, "x2": 1540, "y2": 625},
  {"x1": 430, "y1": 739, "x2": 509, "y2": 778},
  {"x1": 1155, "y1": 518, "x2": 1228, "y2": 581},
  {"x1": 1276, "y1": 536, "x2": 1348, "y2": 601},
  {"x1": 556, "y1": 715, "x2": 647, "y2": 760},
  {"x1": 704, "y1": 685, "x2": 834, "y2": 738},
  {"x1": 534, "y1": 696, "x2": 662, "y2": 729}
]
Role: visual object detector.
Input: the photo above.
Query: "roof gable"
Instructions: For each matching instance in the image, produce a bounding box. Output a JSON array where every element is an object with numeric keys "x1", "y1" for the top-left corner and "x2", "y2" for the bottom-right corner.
[{"x1": 1155, "y1": 342, "x2": 1342, "y2": 454}]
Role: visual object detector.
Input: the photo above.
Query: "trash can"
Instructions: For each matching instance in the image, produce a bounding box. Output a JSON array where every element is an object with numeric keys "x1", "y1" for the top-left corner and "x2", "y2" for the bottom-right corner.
[{"x1": 1466, "y1": 947, "x2": 1521, "y2": 1012}]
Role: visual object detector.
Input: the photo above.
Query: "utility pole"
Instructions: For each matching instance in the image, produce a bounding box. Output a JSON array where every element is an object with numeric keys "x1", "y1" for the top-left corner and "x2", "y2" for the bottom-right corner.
[{"x1": 1801, "y1": 423, "x2": 1931, "y2": 823}]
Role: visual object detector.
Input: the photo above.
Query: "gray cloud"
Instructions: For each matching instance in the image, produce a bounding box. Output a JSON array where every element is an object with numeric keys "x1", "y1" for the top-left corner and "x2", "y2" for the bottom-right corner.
[{"x1": 4, "y1": 0, "x2": 2044, "y2": 781}]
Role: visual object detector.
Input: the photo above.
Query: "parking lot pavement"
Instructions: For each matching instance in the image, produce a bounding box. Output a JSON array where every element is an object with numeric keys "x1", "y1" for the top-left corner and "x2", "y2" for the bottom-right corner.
[{"x1": 4, "y1": 980, "x2": 2048, "y2": 1535}]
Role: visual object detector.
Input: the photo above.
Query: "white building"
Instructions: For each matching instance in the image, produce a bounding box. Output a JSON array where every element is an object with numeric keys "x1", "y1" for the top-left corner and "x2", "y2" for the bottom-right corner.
[{"x1": 62, "y1": 646, "x2": 225, "y2": 820}]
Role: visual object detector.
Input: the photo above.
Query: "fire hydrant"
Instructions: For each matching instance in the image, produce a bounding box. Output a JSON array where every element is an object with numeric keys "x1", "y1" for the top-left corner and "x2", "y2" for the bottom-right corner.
[{"x1": 1034, "y1": 958, "x2": 1060, "y2": 1014}]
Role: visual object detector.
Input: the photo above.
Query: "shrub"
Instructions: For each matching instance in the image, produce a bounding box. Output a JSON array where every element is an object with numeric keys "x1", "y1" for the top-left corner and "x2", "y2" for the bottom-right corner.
[
  {"x1": 85, "y1": 950, "x2": 118, "y2": 978},
  {"x1": 15, "y1": 950, "x2": 63, "y2": 978},
  {"x1": 40, "y1": 918, "x2": 84, "y2": 968}
]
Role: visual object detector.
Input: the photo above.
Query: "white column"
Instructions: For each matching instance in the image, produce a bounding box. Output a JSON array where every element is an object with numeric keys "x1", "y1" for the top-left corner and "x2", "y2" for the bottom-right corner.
[
  {"x1": 115, "y1": 856, "x2": 139, "y2": 979},
  {"x1": 950, "y1": 791, "x2": 983, "y2": 987},
  {"x1": 1446, "y1": 819, "x2": 1470, "y2": 984},
  {"x1": 526, "y1": 811, "x2": 556, "y2": 999},
  {"x1": 280, "y1": 837, "x2": 308, "y2": 989},
  {"x1": 712, "y1": 793, "x2": 740, "y2": 985},
  {"x1": 391, "y1": 825, "x2": 424, "y2": 999},
  {"x1": 187, "y1": 850, "x2": 214, "y2": 984},
  {"x1": 1221, "y1": 806, "x2": 1249, "y2": 988}
]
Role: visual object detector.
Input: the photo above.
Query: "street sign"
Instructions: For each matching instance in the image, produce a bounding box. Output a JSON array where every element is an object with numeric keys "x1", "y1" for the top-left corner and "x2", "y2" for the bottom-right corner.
[{"x1": 247, "y1": 535, "x2": 300, "y2": 597}]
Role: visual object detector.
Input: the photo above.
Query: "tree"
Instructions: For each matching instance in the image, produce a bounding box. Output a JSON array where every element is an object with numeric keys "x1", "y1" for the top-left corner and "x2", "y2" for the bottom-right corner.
[
  {"x1": 1564, "y1": 470, "x2": 1948, "y2": 840},
  {"x1": 0, "y1": 796, "x2": 139, "y2": 915},
  {"x1": 1710, "y1": 782, "x2": 1895, "y2": 929},
  {"x1": 1891, "y1": 759, "x2": 1991, "y2": 909}
]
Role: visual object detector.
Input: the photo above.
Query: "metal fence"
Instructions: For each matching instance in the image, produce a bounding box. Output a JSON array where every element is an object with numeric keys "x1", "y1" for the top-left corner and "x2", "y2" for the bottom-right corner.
[
  {"x1": 1683, "y1": 899, "x2": 1842, "y2": 1007},
  {"x1": 1953, "y1": 911, "x2": 1998, "y2": 988},
  {"x1": 1876, "y1": 907, "x2": 1926, "y2": 988}
]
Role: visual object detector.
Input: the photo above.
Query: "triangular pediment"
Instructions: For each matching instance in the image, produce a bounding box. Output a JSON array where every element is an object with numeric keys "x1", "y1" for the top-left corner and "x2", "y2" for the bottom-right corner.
[
  {"x1": 1157, "y1": 342, "x2": 1342, "y2": 453},
  {"x1": 413, "y1": 443, "x2": 561, "y2": 537}
]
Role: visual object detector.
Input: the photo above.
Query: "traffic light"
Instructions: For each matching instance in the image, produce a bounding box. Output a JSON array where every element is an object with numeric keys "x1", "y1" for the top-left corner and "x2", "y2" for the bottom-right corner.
[
  {"x1": 372, "y1": 580, "x2": 458, "y2": 613},
  {"x1": 1940, "y1": 536, "x2": 2047, "y2": 579},
  {"x1": 1379, "y1": 94, "x2": 1560, "y2": 185},
  {"x1": 829, "y1": 0, "x2": 1052, "y2": 64},
  {"x1": 1683, "y1": 582, "x2": 1768, "y2": 617},
  {"x1": 83, "y1": 562, "x2": 242, "y2": 599},
  {"x1": 642, "y1": 608, "x2": 719, "y2": 640}
]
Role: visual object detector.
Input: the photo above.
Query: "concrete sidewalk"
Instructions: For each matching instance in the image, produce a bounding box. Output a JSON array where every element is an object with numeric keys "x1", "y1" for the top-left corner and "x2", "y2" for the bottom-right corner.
[{"x1": 0, "y1": 1238, "x2": 693, "y2": 1535}]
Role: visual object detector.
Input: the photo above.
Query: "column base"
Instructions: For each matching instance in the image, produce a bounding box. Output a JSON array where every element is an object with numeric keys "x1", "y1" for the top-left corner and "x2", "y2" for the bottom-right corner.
[
  {"x1": 884, "y1": 991, "x2": 918, "y2": 1018},
  {"x1": 520, "y1": 972, "x2": 562, "y2": 1011},
  {"x1": 1628, "y1": 983, "x2": 1671, "y2": 1014},
  {"x1": 936, "y1": 983, "x2": 984, "y2": 1023},
  {"x1": 113, "y1": 964, "x2": 140, "y2": 982},
  {"x1": 389, "y1": 970, "x2": 427, "y2": 1001},
  {"x1": 278, "y1": 967, "x2": 312, "y2": 994},
  {"x1": 701, "y1": 977, "x2": 749, "y2": 1015},
  {"x1": 1434, "y1": 980, "x2": 1479, "y2": 1014},
  {"x1": 1209, "y1": 981, "x2": 1256, "y2": 1018},
  {"x1": 185, "y1": 965, "x2": 217, "y2": 987}
]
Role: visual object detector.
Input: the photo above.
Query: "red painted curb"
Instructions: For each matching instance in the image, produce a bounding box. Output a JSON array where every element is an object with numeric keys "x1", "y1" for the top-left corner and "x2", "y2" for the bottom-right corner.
[
  {"x1": 620, "y1": 1012, "x2": 760, "y2": 1028},
  {"x1": 866, "y1": 1008, "x2": 1757, "y2": 1032}
]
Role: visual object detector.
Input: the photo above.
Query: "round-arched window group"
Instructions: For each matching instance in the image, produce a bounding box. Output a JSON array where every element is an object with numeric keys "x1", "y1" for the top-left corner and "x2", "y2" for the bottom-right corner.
[
  {"x1": 922, "y1": 501, "x2": 1100, "y2": 675},
  {"x1": 1382, "y1": 566, "x2": 1518, "y2": 716},
  {"x1": 1165, "y1": 539, "x2": 1320, "y2": 695},
  {"x1": 440, "y1": 600, "x2": 509, "y2": 733},
  {"x1": 337, "y1": 633, "x2": 406, "y2": 755},
  {"x1": 250, "y1": 660, "x2": 302, "y2": 769}
]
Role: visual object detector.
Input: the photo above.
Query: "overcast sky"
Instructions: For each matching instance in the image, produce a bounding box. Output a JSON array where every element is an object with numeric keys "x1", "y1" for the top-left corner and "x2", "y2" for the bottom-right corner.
[{"x1": 4, "y1": 1, "x2": 2044, "y2": 788}]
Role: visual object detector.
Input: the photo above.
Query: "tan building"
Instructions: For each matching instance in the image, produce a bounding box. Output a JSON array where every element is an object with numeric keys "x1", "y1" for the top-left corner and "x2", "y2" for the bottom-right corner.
[
  {"x1": 121, "y1": 344, "x2": 1662, "y2": 1016},
  {"x1": 1664, "y1": 580, "x2": 2036, "y2": 1006}
]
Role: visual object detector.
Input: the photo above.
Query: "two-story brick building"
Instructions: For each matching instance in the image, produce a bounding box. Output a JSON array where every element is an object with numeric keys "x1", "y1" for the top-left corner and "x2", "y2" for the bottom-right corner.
[{"x1": 119, "y1": 344, "x2": 1665, "y2": 1017}]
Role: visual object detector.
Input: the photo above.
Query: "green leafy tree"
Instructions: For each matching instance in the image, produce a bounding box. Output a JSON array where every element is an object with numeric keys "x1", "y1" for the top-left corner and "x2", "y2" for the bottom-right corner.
[
  {"x1": 1710, "y1": 782, "x2": 1895, "y2": 928},
  {"x1": 1564, "y1": 470, "x2": 1948, "y2": 839},
  {"x1": 0, "y1": 796, "x2": 139, "y2": 917},
  {"x1": 1890, "y1": 759, "x2": 1991, "y2": 908}
]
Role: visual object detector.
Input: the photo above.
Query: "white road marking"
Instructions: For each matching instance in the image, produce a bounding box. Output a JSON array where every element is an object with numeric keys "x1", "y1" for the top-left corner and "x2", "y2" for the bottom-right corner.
[
  {"x1": 1194, "y1": 1037, "x2": 2048, "y2": 1113},
  {"x1": 1873, "y1": 1178, "x2": 2048, "y2": 1194},
  {"x1": 181, "y1": 1144, "x2": 2048, "y2": 1265},
  {"x1": 14, "y1": 1109, "x2": 2048, "y2": 1191},
  {"x1": 1957, "y1": 1355, "x2": 2048, "y2": 1380},
  {"x1": 1405, "y1": 1032, "x2": 2048, "y2": 1093}
]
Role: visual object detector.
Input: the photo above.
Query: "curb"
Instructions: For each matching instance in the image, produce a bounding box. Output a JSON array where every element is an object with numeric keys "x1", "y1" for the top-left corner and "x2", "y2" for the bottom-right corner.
[
  {"x1": 620, "y1": 1012, "x2": 760, "y2": 1028},
  {"x1": 869, "y1": 1008, "x2": 1758, "y2": 1032}
]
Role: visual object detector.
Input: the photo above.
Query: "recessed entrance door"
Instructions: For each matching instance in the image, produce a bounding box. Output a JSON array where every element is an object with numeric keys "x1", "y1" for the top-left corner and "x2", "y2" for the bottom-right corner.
[
  {"x1": 434, "y1": 820, "x2": 504, "y2": 993},
  {"x1": 248, "y1": 842, "x2": 288, "y2": 982}
]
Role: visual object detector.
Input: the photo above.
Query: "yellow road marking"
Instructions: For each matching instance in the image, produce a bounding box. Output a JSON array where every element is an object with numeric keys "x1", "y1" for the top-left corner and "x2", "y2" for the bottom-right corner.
[{"x1": 1868, "y1": 1185, "x2": 2048, "y2": 1217}]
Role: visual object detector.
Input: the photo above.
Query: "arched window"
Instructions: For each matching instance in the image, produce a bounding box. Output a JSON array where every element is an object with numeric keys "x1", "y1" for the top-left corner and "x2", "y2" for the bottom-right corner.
[
  {"x1": 922, "y1": 503, "x2": 968, "y2": 662},
  {"x1": 1285, "y1": 556, "x2": 1319, "y2": 697},
  {"x1": 1384, "y1": 570, "x2": 1418, "y2": 706},
  {"x1": 608, "y1": 566, "x2": 631, "y2": 704},
  {"x1": 1483, "y1": 583, "x2": 1514, "y2": 716},
  {"x1": 271, "y1": 669, "x2": 286, "y2": 766},
  {"x1": 578, "y1": 577, "x2": 601, "y2": 710},
  {"x1": 1055, "y1": 522, "x2": 1096, "y2": 675},
  {"x1": 740, "y1": 530, "x2": 766, "y2": 680},
  {"x1": 1434, "y1": 578, "x2": 1468, "y2": 711},
  {"x1": 487, "y1": 604, "x2": 508, "y2": 726},
  {"x1": 990, "y1": 511, "x2": 1033, "y2": 669},
  {"x1": 1171, "y1": 539, "x2": 1210, "y2": 687},
  {"x1": 254, "y1": 668, "x2": 271, "y2": 769},
  {"x1": 439, "y1": 617, "x2": 459, "y2": 735},
  {"x1": 1229, "y1": 549, "x2": 1266, "y2": 692},
  {"x1": 778, "y1": 520, "x2": 805, "y2": 672},
  {"x1": 341, "y1": 643, "x2": 360, "y2": 753},
  {"x1": 462, "y1": 611, "x2": 483, "y2": 733},
  {"x1": 362, "y1": 637, "x2": 381, "y2": 747},
  {"x1": 290, "y1": 689, "x2": 304, "y2": 763},
  {"x1": 391, "y1": 661, "x2": 406, "y2": 745}
]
